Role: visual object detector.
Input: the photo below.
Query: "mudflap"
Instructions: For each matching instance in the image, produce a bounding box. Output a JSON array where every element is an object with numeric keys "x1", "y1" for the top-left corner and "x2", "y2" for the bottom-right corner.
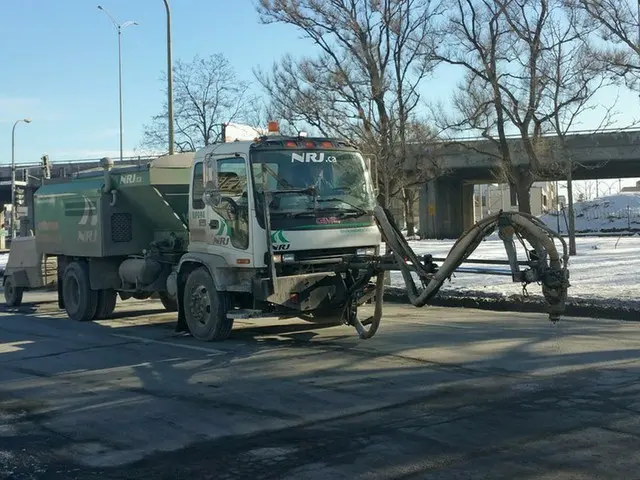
[
  {"x1": 175, "y1": 309, "x2": 188, "y2": 332},
  {"x1": 175, "y1": 277, "x2": 188, "y2": 333},
  {"x1": 57, "y1": 275, "x2": 65, "y2": 310}
]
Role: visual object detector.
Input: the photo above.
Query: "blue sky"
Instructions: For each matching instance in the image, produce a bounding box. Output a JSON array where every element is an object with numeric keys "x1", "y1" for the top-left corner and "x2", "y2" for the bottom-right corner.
[
  {"x1": 1, "y1": 0, "x2": 314, "y2": 163},
  {"x1": 2, "y1": 0, "x2": 639, "y2": 191}
]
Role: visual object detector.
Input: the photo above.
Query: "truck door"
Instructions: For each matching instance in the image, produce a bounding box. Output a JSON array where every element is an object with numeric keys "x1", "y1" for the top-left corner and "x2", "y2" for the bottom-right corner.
[
  {"x1": 189, "y1": 160, "x2": 207, "y2": 246},
  {"x1": 204, "y1": 155, "x2": 251, "y2": 255}
]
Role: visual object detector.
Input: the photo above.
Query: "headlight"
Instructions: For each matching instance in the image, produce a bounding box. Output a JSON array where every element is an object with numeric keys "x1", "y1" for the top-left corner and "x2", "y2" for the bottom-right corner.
[
  {"x1": 273, "y1": 253, "x2": 295, "y2": 263},
  {"x1": 356, "y1": 247, "x2": 376, "y2": 256}
]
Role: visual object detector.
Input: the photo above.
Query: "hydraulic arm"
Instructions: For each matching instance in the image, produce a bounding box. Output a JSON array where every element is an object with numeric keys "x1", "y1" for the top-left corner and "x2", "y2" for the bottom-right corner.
[{"x1": 344, "y1": 205, "x2": 570, "y2": 340}]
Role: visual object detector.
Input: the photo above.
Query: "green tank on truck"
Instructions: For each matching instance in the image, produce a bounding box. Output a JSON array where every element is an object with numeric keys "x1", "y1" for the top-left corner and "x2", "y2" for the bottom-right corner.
[{"x1": 33, "y1": 153, "x2": 194, "y2": 321}]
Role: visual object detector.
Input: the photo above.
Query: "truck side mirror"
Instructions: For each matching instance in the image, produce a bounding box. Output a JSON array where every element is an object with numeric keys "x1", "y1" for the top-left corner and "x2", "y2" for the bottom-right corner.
[{"x1": 203, "y1": 180, "x2": 221, "y2": 207}]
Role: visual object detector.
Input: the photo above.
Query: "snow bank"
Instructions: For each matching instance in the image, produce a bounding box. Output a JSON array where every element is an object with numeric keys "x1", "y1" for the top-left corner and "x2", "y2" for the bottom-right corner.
[
  {"x1": 385, "y1": 235, "x2": 640, "y2": 303},
  {"x1": 540, "y1": 192, "x2": 640, "y2": 234}
]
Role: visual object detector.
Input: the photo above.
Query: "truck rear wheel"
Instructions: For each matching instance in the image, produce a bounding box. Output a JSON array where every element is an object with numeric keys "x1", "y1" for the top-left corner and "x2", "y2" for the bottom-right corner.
[
  {"x1": 62, "y1": 262, "x2": 98, "y2": 322},
  {"x1": 3, "y1": 276, "x2": 23, "y2": 307},
  {"x1": 95, "y1": 289, "x2": 117, "y2": 319},
  {"x1": 183, "y1": 268, "x2": 233, "y2": 341},
  {"x1": 158, "y1": 291, "x2": 178, "y2": 312}
]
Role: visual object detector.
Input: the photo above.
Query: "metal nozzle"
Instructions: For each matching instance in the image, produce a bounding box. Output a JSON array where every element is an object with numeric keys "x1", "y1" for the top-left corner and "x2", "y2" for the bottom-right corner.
[
  {"x1": 100, "y1": 157, "x2": 114, "y2": 171},
  {"x1": 100, "y1": 157, "x2": 114, "y2": 194}
]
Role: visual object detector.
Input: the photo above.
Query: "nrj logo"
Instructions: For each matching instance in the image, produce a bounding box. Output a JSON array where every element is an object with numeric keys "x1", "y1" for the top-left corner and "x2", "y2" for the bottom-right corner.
[
  {"x1": 271, "y1": 230, "x2": 290, "y2": 251},
  {"x1": 78, "y1": 196, "x2": 98, "y2": 226},
  {"x1": 216, "y1": 219, "x2": 231, "y2": 236},
  {"x1": 291, "y1": 152, "x2": 337, "y2": 163},
  {"x1": 270, "y1": 230, "x2": 288, "y2": 243}
]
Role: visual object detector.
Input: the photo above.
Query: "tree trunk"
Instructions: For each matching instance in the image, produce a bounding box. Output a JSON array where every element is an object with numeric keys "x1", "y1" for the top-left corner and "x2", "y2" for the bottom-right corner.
[
  {"x1": 402, "y1": 188, "x2": 416, "y2": 237},
  {"x1": 511, "y1": 168, "x2": 533, "y2": 214},
  {"x1": 381, "y1": 171, "x2": 392, "y2": 209},
  {"x1": 515, "y1": 180, "x2": 532, "y2": 214}
]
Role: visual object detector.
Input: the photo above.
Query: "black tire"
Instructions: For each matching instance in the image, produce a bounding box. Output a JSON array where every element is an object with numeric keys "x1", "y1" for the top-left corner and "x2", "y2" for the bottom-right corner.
[
  {"x1": 4, "y1": 276, "x2": 23, "y2": 307},
  {"x1": 183, "y1": 268, "x2": 233, "y2": 341},
  {"x1": 132, "y1": 292, "x2": 151, "y2": 300},
  {"x1": 119, "y1": 292, "x2": 132, "y2": 301},
  {"x1": 62, "y1": 262, "x2": 98, "y2": 322},
  {"x1": 95, "y1": 289, "x2": 117, "y2": 319},
  {"x1": 158, "y1": 291, "x2": 178, "y2": 312}
]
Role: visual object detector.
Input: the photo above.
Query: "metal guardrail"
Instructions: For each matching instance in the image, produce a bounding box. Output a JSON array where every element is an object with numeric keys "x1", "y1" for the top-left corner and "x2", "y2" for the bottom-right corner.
[
  {"x1": 436, "y1": 126, "x2": 640, "y2": 143},
  {"x1": 2, "y1": 155, "x2": 160, "y2": 169},
  {"x1": 4, "y1": 125, "x2": 640, "y2": 167}
]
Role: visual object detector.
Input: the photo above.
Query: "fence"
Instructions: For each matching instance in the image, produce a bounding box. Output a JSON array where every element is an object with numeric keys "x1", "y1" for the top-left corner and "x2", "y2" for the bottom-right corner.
[{"x1": 546, "y1": 203, "x2": 640, "y2": 234}]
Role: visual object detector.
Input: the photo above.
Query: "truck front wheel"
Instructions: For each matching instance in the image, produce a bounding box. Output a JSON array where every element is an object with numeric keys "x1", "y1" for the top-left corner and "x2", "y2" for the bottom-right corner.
[
  {"x1": 183, "y1": 268, "x2": 233, "y2": 341},
  {"x1": 62, "y1": 262, "x2": 98, "y2": 322}
]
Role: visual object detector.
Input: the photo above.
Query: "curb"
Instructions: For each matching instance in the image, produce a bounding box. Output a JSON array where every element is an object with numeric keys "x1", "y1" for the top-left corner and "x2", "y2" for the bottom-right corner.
[{"x1": 382, "y1": 287, "x2": 640, "y2": 322}]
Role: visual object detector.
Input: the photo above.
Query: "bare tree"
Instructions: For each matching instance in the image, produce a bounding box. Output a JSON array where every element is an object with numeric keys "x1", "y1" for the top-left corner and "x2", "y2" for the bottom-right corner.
[
  {"x1": 573, "y1": 180, "x2": 597, "y2": 200},
  {"x1": 566, "y1": 0, "x2": 640, "y2": 90},
  {"x1": 393, "y1": 121, "x2": 449, "y2": 236},
  {"x1": 255, "y1": 0, "x2": 443, "y2": 211},
  {"x1": 431, "y1": 0, "x2": 616, "y2": 214},
  {"x1": 537, "y1": 5, "x2": 619, "y2": 253},
  {"x1": 141, "y1": 54, "x2": 258, "y2": 153}
]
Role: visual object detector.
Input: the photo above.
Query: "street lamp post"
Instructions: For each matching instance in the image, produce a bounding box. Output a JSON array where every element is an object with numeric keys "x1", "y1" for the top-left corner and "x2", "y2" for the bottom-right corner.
[
  {"x1": 11, "y1": 118, "x2": 32, "y2": 239},
  {"x1": 97, "y1": 5, "x2": 138, "y2": 162},
  {"x1": 163, "y1": 0, "x2": 174, "y2": 155}
]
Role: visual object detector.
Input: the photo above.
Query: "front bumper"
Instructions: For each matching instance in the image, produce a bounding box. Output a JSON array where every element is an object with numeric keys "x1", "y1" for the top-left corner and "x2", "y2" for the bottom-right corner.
[{"x1": 253, "y1": 271, "x2": 349, "y2": 312}]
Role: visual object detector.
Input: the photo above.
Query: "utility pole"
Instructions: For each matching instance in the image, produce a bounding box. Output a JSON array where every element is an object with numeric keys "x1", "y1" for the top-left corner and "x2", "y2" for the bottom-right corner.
[
  {"x1": 11, "y1": 118, "x2": 32, "y2": 239},
  {"x1": 164, "y1": 0, "x2": 175, "y2": 154},
  {"x1": 566, "y1": 157, "x2": 577, "y2": 256},
  {"x1": 98, "y1": 5, "x2": 138, "y2": 162},
  {"x1": 555, "y1": 180, "x2": 560, "y2": 233}
]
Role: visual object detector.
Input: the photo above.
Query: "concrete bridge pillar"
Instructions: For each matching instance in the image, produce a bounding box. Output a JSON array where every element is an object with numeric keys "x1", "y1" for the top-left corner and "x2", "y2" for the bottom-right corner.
[{"x1": 419, "y1": 177, "x2": 475, "y2": 239}]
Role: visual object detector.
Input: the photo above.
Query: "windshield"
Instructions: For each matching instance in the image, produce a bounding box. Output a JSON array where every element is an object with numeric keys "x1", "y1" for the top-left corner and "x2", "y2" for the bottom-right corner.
[{"x1": 250, "y1": 149, "x2": 376, "y2": 227}]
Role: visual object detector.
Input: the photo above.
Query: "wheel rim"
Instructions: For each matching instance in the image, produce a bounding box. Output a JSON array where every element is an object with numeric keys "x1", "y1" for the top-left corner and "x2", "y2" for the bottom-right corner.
[
  {"x1": 66, "y1": 276, "x2": 80, "y2": 311},
  {"x1": 189, "y1": 285, "x2": 211, "y2": 326}
]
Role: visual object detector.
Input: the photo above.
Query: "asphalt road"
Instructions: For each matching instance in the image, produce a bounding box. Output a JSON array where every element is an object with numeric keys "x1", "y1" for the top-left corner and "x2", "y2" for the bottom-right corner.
[{"x1": 2, "y1": 292, "x2": 640, "y2": 479}]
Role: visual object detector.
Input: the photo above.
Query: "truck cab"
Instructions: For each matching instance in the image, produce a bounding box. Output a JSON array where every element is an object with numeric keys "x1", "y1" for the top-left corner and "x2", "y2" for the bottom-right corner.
[{"x1": 175, "y1": 129, "x2": 382, "y2": 340}]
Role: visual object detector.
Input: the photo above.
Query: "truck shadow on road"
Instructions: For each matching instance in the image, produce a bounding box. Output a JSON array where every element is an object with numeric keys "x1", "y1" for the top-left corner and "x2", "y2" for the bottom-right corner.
[{"x1": 2, "y1": 297, "x2": 640, "y2": 479}]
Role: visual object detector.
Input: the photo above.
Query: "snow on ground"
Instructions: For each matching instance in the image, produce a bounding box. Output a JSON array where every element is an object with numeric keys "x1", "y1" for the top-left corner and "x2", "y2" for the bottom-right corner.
[
  {"x1": 386, "y1": 235, "x2": 640, "y2": 302},
  {"x1": 539, "y1": 192, "x2": 640, "y2": 234}
]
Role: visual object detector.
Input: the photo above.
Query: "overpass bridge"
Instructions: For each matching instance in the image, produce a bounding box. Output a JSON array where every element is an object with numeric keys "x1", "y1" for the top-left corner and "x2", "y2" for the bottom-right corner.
[
  {"x1": 1, "y1": 129, "x2": 638, "y2": 239},
  {"x1": 417, "y1": 129, "x2": 640, "y2": 238}
]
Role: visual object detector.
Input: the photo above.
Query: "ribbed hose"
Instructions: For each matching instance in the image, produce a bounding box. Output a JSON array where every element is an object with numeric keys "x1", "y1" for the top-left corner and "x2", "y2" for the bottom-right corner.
[{"x1": 373, "y1": 206, "x2": 570, "y2": 317}]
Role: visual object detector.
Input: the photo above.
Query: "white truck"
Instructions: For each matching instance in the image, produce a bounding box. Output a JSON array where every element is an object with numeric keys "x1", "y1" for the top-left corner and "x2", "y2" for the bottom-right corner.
[{"x1": 3, "y1": 123, "x2": 570, "y2": 341}]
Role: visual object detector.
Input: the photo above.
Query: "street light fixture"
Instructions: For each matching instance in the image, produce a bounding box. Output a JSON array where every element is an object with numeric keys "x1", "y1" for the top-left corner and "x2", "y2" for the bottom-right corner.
[
  {"x1": 11, "y1": 118, "x2": 32, "y2": 239},
  {"x1": 97, "y1": 5, "x2": 138, "y2": 162}
]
